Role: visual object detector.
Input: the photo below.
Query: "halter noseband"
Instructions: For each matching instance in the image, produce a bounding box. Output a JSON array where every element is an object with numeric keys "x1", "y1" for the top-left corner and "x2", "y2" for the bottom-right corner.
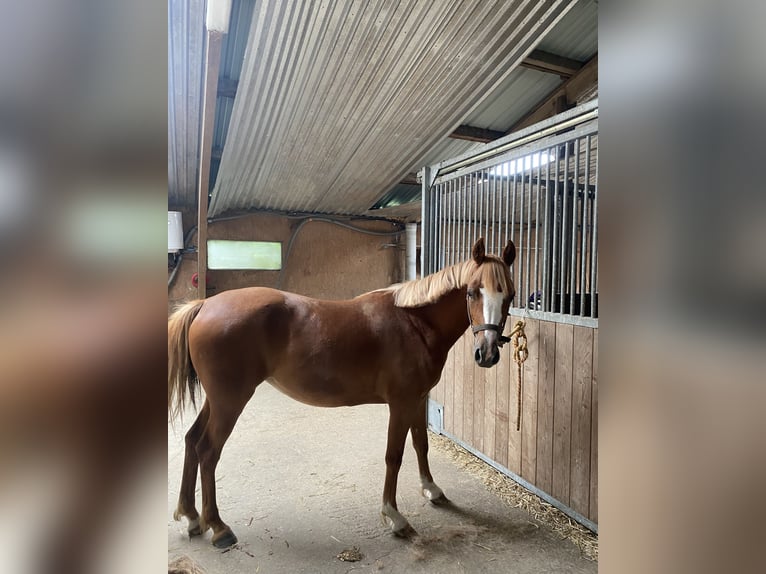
[{"x1": 467, "y1": 293, "x2": 511, "y2": 346}]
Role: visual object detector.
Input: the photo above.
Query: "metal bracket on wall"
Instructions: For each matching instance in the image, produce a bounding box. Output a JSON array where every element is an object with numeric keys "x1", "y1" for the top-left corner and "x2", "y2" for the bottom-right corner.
[{"x1": 427, "y1": 399, "x2": 444, "y2": 434}]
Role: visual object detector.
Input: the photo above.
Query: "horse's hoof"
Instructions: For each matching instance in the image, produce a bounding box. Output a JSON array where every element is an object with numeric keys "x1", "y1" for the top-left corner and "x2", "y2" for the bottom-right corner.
[
  {"x1": 212, "y1": 530, "x2": 238, "y2": 548},
  {"x1": 188, "y1": 524, "x2": 203, "y2": 538}
]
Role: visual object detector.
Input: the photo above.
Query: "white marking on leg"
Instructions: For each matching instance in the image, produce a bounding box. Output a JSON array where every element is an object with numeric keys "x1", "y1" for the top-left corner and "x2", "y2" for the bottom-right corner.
[
  {"x1": 381, "y1": 502, "x2": 411, "y2": 533},
  {"x1": 480, "y1": 288, "x2": 504, "y2": 325},
  {"x1": 188, "y1": 516, "x2": 201, "y2": 532},
  {"x1": 420, "y1": 478, "x2": 444, "y2": 501}
]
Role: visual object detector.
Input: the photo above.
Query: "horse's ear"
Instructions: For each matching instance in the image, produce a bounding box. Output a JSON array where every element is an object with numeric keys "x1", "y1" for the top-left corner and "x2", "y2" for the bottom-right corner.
[
  {"x1": 502, "y1": 240, "x2": 516, "y2": 267},
  {"x1": 471, "y1": 237, "x2": 486, "y2": 264}
]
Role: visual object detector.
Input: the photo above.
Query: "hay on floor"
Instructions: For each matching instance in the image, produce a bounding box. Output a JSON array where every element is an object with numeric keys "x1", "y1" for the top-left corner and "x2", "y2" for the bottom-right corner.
[
  {"x1": 429, "y1": 432, "x2": 598, "y2": 561},
  {"x1": 169, "y1": 555, "x2": 206, "y2": 574}
]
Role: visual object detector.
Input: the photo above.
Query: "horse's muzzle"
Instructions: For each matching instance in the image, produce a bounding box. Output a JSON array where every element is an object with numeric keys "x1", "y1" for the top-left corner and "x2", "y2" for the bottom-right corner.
[{"x1": 474, "y1": 342, "x2": 500, "y2": 368}]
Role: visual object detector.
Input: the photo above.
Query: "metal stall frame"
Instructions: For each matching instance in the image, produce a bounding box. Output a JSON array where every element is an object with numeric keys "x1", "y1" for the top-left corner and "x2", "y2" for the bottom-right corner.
[
  {"x1": 421, "y1": 101, "x2": 599, "y2": 532},
  {"x1": 421, "y1": 100, "x2": 598, "y2": 328}
]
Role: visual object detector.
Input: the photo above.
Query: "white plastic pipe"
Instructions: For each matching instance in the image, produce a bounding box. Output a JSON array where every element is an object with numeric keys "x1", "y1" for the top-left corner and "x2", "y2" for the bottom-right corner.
[
  {"x1": 206, "y1": 0, "x2": 232, "y2": 33},
  {"x1": 406, "y1": 223, "x2": 417, "y2": 280}
]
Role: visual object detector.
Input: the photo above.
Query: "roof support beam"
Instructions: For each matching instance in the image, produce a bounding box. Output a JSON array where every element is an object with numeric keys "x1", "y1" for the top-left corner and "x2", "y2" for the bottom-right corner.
[
  {"x1": 449, "y1": 124, "x2": 506, "y2": 143},
  {"x1": 519, "y1": 49, "x2": 584, "y2": 78},
  {"x1": 508, "y1": 54, "x2": 598, "y2": 134}
]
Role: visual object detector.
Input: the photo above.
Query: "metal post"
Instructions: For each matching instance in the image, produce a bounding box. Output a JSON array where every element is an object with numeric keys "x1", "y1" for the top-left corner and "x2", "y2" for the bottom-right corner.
[
  {"x1": 406, "y1": 223, "x2": 418, "y2": 280},
  {"x1": 420, "y1": 166, "x2": 431, "y2": 276},
  {"x1": 197, "y1": 30, "x2": 224, "y2": 299}
]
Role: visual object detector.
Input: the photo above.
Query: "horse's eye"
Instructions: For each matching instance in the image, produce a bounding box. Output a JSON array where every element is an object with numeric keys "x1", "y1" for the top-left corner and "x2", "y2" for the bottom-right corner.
[{"x1": 467, "y1": 288, "x2": 476, "y2": 299}]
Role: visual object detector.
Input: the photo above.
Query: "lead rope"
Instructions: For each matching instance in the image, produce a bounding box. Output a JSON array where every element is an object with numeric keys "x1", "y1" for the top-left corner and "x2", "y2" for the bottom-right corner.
[{"x1": 508, "y1": 320, "x2": 528, "y2": 431}]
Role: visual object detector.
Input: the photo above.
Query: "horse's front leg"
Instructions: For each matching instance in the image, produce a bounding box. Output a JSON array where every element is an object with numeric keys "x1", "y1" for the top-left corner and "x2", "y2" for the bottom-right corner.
[
  {"x1": 410, "y1": 396, "x2": 448, "y2": 504},
  {"x1": 381, "y1": 402, "x2": 417, "y2": 537}
]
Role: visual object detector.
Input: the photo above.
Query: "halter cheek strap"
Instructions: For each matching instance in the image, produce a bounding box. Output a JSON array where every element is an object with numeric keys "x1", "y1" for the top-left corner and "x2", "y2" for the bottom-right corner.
[{"x1": 467, "y1": 295, "x2": 511, "y2": 346}]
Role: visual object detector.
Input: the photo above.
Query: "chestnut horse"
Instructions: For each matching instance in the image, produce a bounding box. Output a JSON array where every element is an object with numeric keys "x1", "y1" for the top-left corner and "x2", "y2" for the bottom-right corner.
[{"x1": 168, "y1": 237, "x2": 516, "y2": 548}]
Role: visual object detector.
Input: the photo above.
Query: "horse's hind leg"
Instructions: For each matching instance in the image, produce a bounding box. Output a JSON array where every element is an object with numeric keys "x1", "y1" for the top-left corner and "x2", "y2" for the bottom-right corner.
[
  {"x1": 381, "y1": 402, "x2": 418, "y2": 537},
  {"x1": 173, "y1": 400, "x2": 210, "y2": 536},
  {"x1": 410, "y1": 397, "x2": 447, "y2": 504},
  {"x1": 197, "y1": 384, "x2": 256, "y2": 548}
]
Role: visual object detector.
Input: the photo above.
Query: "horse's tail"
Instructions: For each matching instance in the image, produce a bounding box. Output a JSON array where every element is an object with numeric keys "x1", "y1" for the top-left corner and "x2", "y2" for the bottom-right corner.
[{"x1": 168, "y1": 299, "x2": 205, "y2": 423}]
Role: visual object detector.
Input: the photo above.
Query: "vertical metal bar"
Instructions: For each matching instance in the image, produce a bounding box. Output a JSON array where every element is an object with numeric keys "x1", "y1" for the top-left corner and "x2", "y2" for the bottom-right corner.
[
  {"x1": 510, "y1": 161, "x2": 518, "y2": 308},
  {"x1": 420, "y1": 167, "x2": 430, "y2": 276},
  {"x1": 444, "y1": 180, "x2": 450, "y2": 266},
  {"x1": 569, "y1": 139, "x2": 579, "y2": 315},
  {"x1": 428, "y1": 182, "x2": 435, "y2": 275},
  {"x1": 590, "y1": 140, "x2": 599, "y2": 318},
  {"x1": 490, "y1": 169, "x2": 496, "y2": 253},
  {"x1": 519, "y1": 156, "x2": 526, "y2": 305},
  {"x1": 503, "y1": 162, "x2": 510, "y2": 252},
  {"x1": 498, "y1": 165, "x2": 504, "y2": 249},
  {"x1": 559, "y1": 141, "x2": 569, "y2": 314},
  {"x1": 580, "y1": 136, "x2": 591, "y2": 315},
  {"x1": 476, "y1": 171, "x2": 487, "y2": 244},
  {"x1": 481, "y1": 169, "x2": 492, "y2": 245},
  {"x1": 430, "y1": 183, "x2": 436, "y2": 274},
  {"x1": 447, "y1": 179, "x2": 457, "y2": 265},
  {"x1": 459, "y1": 176, "x2": 465, "y2": 261},
  {"x1": 441, "y1": 181, "x2": 447, "y2": 268},
  {"x1": 542, "y1": 147, "x2": 551, "y2": 312},
  {"x1": 468, "y1": 173, "x2": 474, "y2": 254},
  {"x1": 431, "y1": 182, "x2": 438, "y2": 275},
  {"x1": 525, "y1": 154, "x2": 533, "y2": 308},
  {"x1": 477, "y1": 171, "x2": 484, "y2": 245},
  {"x1": 551, "y1": 147, "x2": 560, "y2": 313},
  {"x1": 498, "y1": 166, "x2": 504, "y2": 252},
  {"x1": 453, "y1": 178, "x2": 458, "y2": 265},
  {"x1": 534, "y1": 151, "x2": 542, "y2": 310},
  {"x1": 441, "y1": 183, "x2": 446, "y2": 270}
]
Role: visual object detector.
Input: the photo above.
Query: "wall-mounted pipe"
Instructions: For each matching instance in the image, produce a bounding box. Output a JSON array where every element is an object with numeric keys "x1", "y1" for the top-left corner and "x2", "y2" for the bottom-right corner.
[{"x1": 406, "y1": 223, "x2": 417, "y2": 281}]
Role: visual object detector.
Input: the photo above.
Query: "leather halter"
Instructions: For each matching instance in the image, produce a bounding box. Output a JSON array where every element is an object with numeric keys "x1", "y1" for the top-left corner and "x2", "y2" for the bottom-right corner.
[{"x1": 466, "y1": 293, "x2": 511, "y2": 346}]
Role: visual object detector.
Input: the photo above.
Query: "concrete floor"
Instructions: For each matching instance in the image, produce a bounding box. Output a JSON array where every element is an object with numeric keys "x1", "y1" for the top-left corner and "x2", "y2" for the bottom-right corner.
[{"x1": 168, "y1": 384, "x2": 596, "y2": 574}]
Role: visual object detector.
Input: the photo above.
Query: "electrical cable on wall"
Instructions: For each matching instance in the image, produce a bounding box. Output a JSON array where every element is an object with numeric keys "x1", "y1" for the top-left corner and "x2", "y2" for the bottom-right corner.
[{"x1": 277, "y1": 217, "x2": 405, "y2": 289}]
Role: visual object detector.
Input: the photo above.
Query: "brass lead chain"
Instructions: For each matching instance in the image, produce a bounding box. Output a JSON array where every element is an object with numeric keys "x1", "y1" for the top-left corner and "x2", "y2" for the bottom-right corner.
[{"x1": 509, "y1": 320, "x2": 528, "y2": 432}]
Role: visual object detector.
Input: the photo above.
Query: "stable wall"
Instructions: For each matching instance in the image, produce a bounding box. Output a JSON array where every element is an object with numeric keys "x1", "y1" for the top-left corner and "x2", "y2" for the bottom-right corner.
[
  {"x1": 169, "y1": 212, "x2": 404, "y2": 306},
  {"x1": 430, "y1": 314, "x2": 598, "y2": 528}
]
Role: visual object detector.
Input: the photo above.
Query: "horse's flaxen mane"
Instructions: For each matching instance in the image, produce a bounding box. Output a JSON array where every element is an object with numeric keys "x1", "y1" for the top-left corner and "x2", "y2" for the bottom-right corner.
[{"x1": 382, "y1": 256, "x2": 511, "y2": 308}]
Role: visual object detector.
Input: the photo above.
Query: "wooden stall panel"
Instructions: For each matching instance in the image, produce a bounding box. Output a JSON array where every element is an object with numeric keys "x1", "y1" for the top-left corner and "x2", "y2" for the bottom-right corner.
[
  {"x1": 494, "y1": 340, "x2": 512, "y2": 469},
  {"x1": 451, "y1": 331, "x2": 466, "y2": 440},
  {"x1": 482, "y1": 344, "x2": 497, "y2": 462},
  {"x1": 552, "y1": 323, "x2": 574, "y2": 505},
  {"x1": 444, "y1": 345, "x2": 456, "y2": 434},
  {"x1": 462, "y1": 331, "x2": 474, "y2": 446},
  {"x1": 473, "y1": 342, "x2": 485, "y2": 452},
  {"x1": 520, "y1": 318, "x2": 540, "y2": 485},
  {"x1": 590, "y1": 332, "x2": 599, "y2": 522},
  {"x1": 506, "y1": 314, "x2": 523, "y2": 475},
  {"x1": 569, "y1": 325, "x2": 593, "y2": 517},
  {"x1": 535, "y1": 320, "x2": 556, "y2": 493}
]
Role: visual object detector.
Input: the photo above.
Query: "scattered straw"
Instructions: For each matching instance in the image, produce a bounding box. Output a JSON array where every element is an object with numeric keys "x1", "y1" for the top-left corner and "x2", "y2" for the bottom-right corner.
[
  {"x1": 168, "y1": 555, "x2": 206, "y2": 574},
  {"x1": 429, "y1": 432, "x2": 598, "y2": 561}
]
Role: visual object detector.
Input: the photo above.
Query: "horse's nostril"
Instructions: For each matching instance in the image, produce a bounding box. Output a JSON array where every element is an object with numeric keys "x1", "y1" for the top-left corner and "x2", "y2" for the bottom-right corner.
[
  {"x1": 492, "y1": 353, "x2": 500, "y2": 366},
  {"x1": 474, "y1": 348, "x2": 481, "y2": 363}
]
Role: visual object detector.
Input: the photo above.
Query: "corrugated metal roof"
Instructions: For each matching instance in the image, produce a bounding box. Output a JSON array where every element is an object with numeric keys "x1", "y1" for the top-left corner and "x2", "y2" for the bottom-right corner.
[
  {"x1": 209, "y1": 0, "x2": 580, "y2": 217},
  {"x1": 462, "y1": 68, "x2": 563, "y2": 131},
  {"x1": 536, "y1": 0, "x2": 597, "y2": 61},
  {"x1": 168, "y1": 0, "x2": 205, "y2": 208}
]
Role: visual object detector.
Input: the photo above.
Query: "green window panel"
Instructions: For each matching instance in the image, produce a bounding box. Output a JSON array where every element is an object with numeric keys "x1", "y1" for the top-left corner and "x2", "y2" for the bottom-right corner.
[{"x1": 207, "y1": 240, "x2": 282, "y2": 270}]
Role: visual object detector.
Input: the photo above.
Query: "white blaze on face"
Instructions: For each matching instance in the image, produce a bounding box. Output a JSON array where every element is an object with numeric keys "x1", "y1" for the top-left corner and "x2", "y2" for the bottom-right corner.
[{"x1": 480, "y1": 288, "x2": 504, "y2": 325}]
